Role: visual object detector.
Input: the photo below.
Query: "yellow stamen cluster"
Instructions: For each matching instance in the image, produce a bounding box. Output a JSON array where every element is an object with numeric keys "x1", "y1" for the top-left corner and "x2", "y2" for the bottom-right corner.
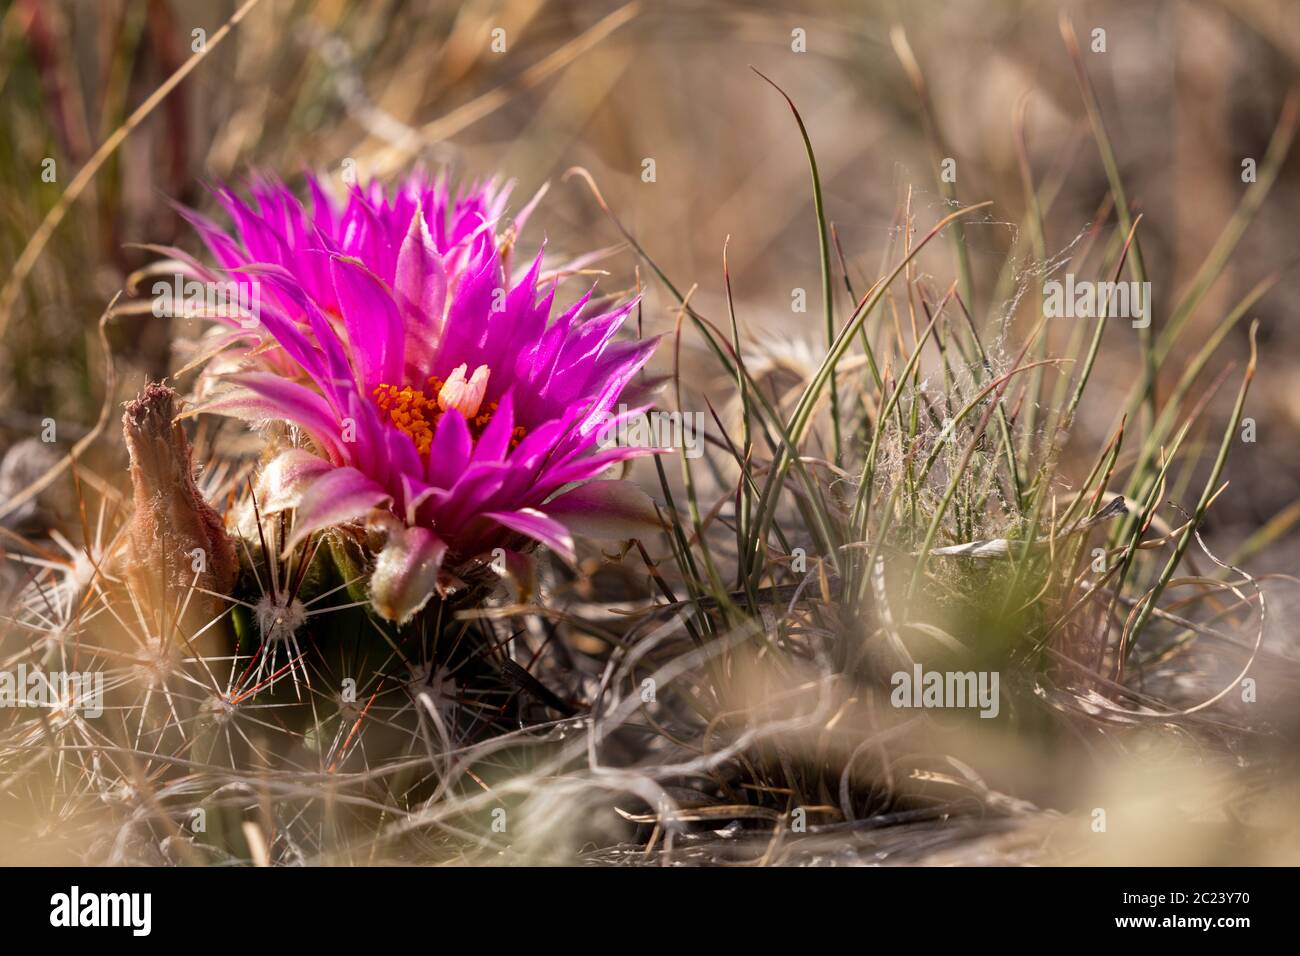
[
  {"x1": 473, "y1": 401, "x2": 498, "y2": 430},
  {"x1": 372, "y1": 371, "x2": 528, "y2": 456},
  {"x1": 373, "y1": 380, "x2": 440, "y2": 456}
]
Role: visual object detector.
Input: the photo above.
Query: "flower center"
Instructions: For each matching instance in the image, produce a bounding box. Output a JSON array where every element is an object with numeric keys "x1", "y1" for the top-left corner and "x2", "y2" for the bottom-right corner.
[
  {"x1": 436, "y1": 363, "x2": 490, "y2": 418},
  {"x1": 373, "y1": 364, "x2": 525, "y2": 456}
]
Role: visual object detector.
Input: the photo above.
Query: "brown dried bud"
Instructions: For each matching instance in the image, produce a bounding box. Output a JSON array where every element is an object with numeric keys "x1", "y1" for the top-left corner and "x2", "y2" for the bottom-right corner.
[{"x1": 123, "y1": 382, "x2": 237, "y2": 648}]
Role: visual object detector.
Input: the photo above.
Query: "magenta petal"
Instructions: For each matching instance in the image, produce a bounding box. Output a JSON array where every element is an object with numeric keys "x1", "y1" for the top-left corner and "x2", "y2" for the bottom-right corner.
[
  {"x1": 192, "y1": 377, "x2": 344, "y2": 463},
  {"x1": 543, "y1": 480, "x2": 662, "y2": 540},
  {"x1": 306, "y1": 173, "x2": 336, "y2": 240},
  {"x1": 426, "y1": 408, "x2": 472, "y2": 488},
  {"x1": 399, "y1": 472, "x2": 439, "y2": 525},
  {"x1": 228, "y1": 271, "x2": 328, "y2": 381},
  {"x1": 284, "y1": 466, "x2": 391, "y2": 550},
  {"x1": 549, "y1": 301, "x2": 636, "y2": 393},
  {"x1": 253, "y1": 271, "x2": 358, "y2": 406},
  {"x1": 535, "y1": 444, "x2": 659, "y2": 496},
  {"x1": 472, "y1": 390, "x2": 515, "y2": 463},
  {"x1": 330, "y1": 254, "x2": 404, "y2": 391},
  {"x1": 369, "y1": 524, "x2": 448, "y2": 624},
  {"x1": 383, "y1": 421, "x2": 424, "y2": 486},
  {"x1": 435, "y1": 462, "x2": 514, "y2": 535},
  {"x1": 508, "y1": 416, "x2": 571, "y2": 468},
  {"x1": 217, "y1": 186, "x2": 290, "y2": 266},
  {"x1": 432, "y1": 248, "x2": 501, "y2": 377},
  {"x1": 174, "y1": 204, "x2": 248, "y2": 272},
  {"x1": 575, "y1": 340, "x2": 659, "y2": 435},
  {"x1": 342, "y1": 389, "x2": 392, "y2": 488},
  {"x1": 338, "y1": 191, "x2": 395, "y2": 280},
  {"x1": 393, "y1": 203, "x2": 448, "y2": 375},
  {"x1": 482, "y1": 508, "x2": 575, "y2": 564},
  {"x1": 257, "y1": 448, "x2": 335, "y2": 514}
]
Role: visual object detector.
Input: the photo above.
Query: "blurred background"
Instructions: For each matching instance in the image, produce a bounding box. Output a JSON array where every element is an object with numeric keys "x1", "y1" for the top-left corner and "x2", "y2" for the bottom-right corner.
[{"x1": 1, "y1": 0, "x2": 1297, "y2": 562}]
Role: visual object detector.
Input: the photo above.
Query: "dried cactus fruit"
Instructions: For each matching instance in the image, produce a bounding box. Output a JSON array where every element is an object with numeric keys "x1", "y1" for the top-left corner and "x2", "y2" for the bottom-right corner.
[{"x1": 122, "y1": 381, "x2": 237, "y2": 648}]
